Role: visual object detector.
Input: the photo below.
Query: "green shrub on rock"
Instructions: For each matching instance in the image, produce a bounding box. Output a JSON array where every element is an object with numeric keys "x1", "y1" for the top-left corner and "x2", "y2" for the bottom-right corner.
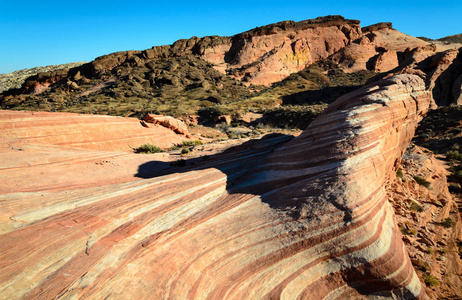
[
  {"x1": 423, "y1": 274, "x2": 439, "y2": 287},
  {"x1": 446, "y1": 150, "x2": 462, "y2": 161},
  {"x1": 413, "y1": 176, "x2": 431, "y2": 188},
  {"x1": 135, "y1": 144, "x2": 163, "y2": 154},
  {"x1": 441, "y1": 217, "x2": 455, "y2": 228}
]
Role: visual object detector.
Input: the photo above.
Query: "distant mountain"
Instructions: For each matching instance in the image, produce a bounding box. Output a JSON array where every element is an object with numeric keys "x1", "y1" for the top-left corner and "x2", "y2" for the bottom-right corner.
[{"x1": 438, "y1": 33, "x2": 462, "y2": 43}]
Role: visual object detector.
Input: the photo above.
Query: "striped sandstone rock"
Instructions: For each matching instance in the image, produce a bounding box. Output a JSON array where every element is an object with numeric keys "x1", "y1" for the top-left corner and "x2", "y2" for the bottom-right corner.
[
  {"x1": 0, "y1": 74, "x2": 431, "y2": 299},
  {"x1": 0, "y1": 110, "x2": 188, "y2": 152}
]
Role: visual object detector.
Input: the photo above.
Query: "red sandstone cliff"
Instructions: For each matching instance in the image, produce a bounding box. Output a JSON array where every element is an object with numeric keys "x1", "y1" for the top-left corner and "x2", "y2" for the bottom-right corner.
[{"x1": 2, "y1": 15, "x2": 438, "y2": 94}]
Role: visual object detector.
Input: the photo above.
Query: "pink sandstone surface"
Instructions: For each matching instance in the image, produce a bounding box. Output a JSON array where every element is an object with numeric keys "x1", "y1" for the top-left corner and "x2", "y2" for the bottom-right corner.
[
  {"x1": 0, "y1": 74, "x2": 431, "y2": 299},
  {"x1": 0, "y1": 110, "x2": 188, "y2": 152}
]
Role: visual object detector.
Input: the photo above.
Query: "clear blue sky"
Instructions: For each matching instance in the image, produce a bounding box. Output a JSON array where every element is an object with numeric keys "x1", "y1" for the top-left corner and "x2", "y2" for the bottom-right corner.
[{"x1": 1, "y1": 0, "x2": 461, "y2": 74}]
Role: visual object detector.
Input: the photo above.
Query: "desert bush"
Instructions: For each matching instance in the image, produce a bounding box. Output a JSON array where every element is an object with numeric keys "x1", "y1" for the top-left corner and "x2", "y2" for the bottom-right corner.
[
  {"x1": 441, "y1": 217, "x2": 455, "y2": 228},
  {"x1": 400, "y1": 224, "x2": 417, "y2": 236},
  {"x1": 422, "y1": 274, "x2": 439, "y2": 287},
  {"x1": 446, "y1": 150, "x2": 462, "y2": 161},
  {"x1": 182, "y1": 140, "x2": 203, "y2": 147},
  {"x1": 135, "y1": 144, "x2": 163, "y2": 154},
  {"x1": 181, "y1": 148, "x2": 190, "y2": 154},
  {"x1": 455, "y1": 170, "x2": 462, "y2": 181},
  {"x1": 167, "y1": 145, "x2": 180, "y2": 151},
  {"x1": 396, "y1": 168, "x2": 404, "y2": 179},
  {"x1": 413, "y1": 176, "x2": 431, "y2": 188},
  {"x1": 413, "y1": 260, "x2": 430, "y2": 272},
  {"x1": 410, "y1": 202, "x2": 424, "y2": 212}
]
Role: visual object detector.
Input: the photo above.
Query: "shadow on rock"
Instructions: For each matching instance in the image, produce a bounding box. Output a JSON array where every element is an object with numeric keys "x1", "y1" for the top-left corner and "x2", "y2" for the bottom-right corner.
[{"x1": 135, "y1": 133, "x2": 294, "y2": 196}]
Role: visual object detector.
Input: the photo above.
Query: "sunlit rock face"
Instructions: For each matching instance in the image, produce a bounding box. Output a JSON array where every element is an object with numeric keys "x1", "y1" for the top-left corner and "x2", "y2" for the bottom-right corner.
[
  {"x1": 0, "y1": 74, "x2": 431, "y2": 299},
  {"x1": 0, "y1": 110, "x2": 188, "y2": 151}
]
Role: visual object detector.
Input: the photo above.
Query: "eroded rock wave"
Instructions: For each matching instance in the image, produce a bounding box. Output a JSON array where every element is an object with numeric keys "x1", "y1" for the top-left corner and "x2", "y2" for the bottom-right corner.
[{"x1": 0, "y1": 75, "x2": 431, "y2": 299}]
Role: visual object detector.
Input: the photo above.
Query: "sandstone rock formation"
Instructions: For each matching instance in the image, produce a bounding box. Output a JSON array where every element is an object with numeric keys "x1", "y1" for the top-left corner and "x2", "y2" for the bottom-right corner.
[
  {"x1": 381, "y1": 46, "x2": 462, "y2": 106},
  {"x1": 387, "y1": 145, "x2": 462, "y2": 299},
  {"x1": 0, "y1": 74, "x2": 432, "y2": 299},
  {"x1": 0, "y1": 16, "x2": 367, "y2": 93},
  {"x1": 425, "y1": 48, "x2": 462, "y2": 106},
  {"x1": 329, "y1": 27, "x2": 429, "y2": 73},
  {"x1": 7, "y1": 15, "x2": 461, "y2": 123},
  {"x1": 0, "y1": 110, "x2": 188, "y2": 152},
  {"x1": 142, "y1": 114, "x2": 191, "y2": 137}
]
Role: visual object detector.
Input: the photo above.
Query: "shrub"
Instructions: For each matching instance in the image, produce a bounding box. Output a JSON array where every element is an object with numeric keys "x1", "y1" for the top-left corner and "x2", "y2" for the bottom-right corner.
[
  {"x1": 400, "y1": 224, "x2": 417, "y2": 236},
  {"x1": 413, "y1": 176, "x2": 431, "y2": 188},
  {"x1": 455, "y1": 170, "x2": 462, "y2": 181},
  {"x1": 422, "y1": 274, "x2": 439, "y2": 287},
  {"x1": 181, "y1": 148, "x2": 190, "y2": 154},
  {"x1": 413, "y1": 260, "x2": 430, "y2": 272},
  {"x1": 410, "y1": 202, "x2": 424, "y2": 212},
  {"x1": 167, "y1": 145, "x2": 180, "y2": 151},
  {"x1": 396, "y1": 168, "x2": 404, "y2": 179},
  {"x1": 446, "y1": 150, "x2": 462, "y2": 161},
  {"x1": 135, "y1": 144, "x2": 163, "y2": 154},
  {"x1": 441, "y1": 217, "x2": 455, "y2": 228},
  {"x1": 182, "y1": 140, "x2": 203, "y2": 147}
]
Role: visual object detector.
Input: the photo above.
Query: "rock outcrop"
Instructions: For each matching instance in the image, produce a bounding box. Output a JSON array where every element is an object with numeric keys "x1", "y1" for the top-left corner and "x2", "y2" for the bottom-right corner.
[
  {"x1": 0, "y1": 74, "x2": 432, "y2": 299},
  {"x1": 0, "y1": 62, "x2": 86, "y2": 93},
  {"x1": 388, "y1": 145, "x2": 462, "y2": 299},
  {"x1": 329, "y1": 26, "x2": 429, "y2": 73},
  {"x1": 7, "y1": 16, "x2": 458, "y2": 121},
  {"x1": 142, "y1": 114, "x2": 191, "y2": 137},
  {"x1": 381, "y1": 46, "x2": 462, "y2": 106},
  {"x1": 425, "y1": 48, "x2": 462, "y2": 106},
  {"x1": 0, "y1": 110, "x2": 188, "y2": 152},
  {"x1": 1, "y1": 16, "x2": 364, "y2": 93}
]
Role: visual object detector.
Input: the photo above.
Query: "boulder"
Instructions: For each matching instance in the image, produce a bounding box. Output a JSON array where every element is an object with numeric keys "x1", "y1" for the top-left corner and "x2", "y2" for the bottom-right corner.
[
  {"x1": 67, "y1": 80, "x2": 80, "y2": 90},
  {"x1": 143, "y1": 114, "x2": 191, "y2": 137},
  {"x1": 215, "y1": 114, "x2": 231, "y2": 125},
  {"x1": 373, "y1": 50, "x2": 399, "y2": 72}
]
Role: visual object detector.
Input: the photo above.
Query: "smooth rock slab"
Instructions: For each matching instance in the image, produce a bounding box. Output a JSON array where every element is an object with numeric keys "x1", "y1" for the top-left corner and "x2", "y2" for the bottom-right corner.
[{"x1": 0, "y1": 75, "x2": 431, "y2": 299}]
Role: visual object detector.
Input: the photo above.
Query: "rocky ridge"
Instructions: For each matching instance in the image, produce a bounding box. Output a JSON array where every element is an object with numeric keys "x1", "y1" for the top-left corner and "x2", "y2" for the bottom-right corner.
[
  {"x1": 1, "y1": 16, "x2": 461, "y2": 126},
  {"x1": 0, "y1": 62, "x2": 86, "y2": 93}
]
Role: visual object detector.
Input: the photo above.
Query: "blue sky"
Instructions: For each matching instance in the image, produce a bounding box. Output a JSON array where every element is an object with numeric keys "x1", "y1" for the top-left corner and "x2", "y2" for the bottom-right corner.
[{"x1": 1, "y1": 0, "x2": 461, "y2": 74}]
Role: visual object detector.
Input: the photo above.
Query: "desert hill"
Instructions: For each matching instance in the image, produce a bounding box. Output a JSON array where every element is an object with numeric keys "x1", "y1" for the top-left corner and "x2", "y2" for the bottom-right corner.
[
  {"x1": 1, "y1": 16, "x2": 461, "y2": 126},
  {"x1": 419, "y1": 33, "x2": 462, "y2": 45},
  {"x1": 1, "y1": 15, "x2": 462, "y2": 299}
]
